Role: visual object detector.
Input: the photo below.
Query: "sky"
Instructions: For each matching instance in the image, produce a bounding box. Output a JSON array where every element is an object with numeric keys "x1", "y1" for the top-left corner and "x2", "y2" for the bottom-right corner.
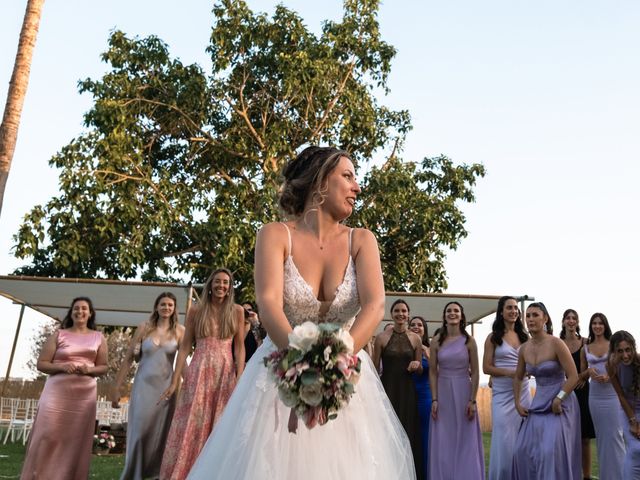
[{"x1": 1, "y1": 0, "x2": 639, "y2": 380}]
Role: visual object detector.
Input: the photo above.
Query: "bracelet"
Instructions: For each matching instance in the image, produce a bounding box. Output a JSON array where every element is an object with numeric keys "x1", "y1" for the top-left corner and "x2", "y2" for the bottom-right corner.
[
  {"x1": 469, "y1": 400, "x2": 477, "y2": 404},
  {"x1": 630, "y1": 416, "x2": 638, "y2": 424},
  {"x1": 555, "y1": 390, "x2": 567, "y2": 401},
  {"x1": 432, "y1": 399, "x2": 438, "y2": 403}
]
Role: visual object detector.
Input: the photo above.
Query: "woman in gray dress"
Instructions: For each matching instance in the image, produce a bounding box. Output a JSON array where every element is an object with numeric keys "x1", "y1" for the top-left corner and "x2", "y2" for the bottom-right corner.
[{"x1": 111, "y1": 292, "x2": 185, "y2": 480}]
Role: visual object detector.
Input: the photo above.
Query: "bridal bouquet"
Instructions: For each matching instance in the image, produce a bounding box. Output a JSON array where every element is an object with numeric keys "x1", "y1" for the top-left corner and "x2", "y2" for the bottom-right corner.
[{"x1": 264, "y1": 321, "x2": 361, "y2": 430}]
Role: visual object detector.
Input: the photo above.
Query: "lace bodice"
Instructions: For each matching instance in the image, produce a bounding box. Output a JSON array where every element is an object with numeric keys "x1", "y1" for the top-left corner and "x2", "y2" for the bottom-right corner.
[{"x1": 282, "y1": 224, "x2": 360, "y2": 329}]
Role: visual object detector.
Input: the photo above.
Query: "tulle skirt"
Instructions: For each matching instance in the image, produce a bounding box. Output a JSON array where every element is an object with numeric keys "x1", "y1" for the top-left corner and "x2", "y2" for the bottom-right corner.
[{"x1": 187, "y1": 338, "x2": 416, "y2": 480}]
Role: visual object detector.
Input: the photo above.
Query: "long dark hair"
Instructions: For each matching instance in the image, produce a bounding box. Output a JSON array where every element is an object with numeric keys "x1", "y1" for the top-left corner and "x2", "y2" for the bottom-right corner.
[
  {"x1": 147, "y1": 292, "x2": 179, "y2": 337},
  {"x1": 491, "y1": 296, "x2": 528, "y2": 346},
  {"x1": 609, "y1": 330, "x2": 640, "y2": 398},
  {"x1": 559, "y1": 308, "x2": 580, "y2": 339},
  {"x1": 61, "y1": 297, "x2": 97, "y2": 330},
  {"x1": 528, "y1": 302, "x2": 553, "y2": 335},
  {"x1": 410, "y1": 316, "x2": 430, "y2": 347},
  {"x1": 587, "y1": 312, "x2": 612, "y2": 344},
  {"x1": 438, "y1": 301, "x2": 470, "y2": 345}
]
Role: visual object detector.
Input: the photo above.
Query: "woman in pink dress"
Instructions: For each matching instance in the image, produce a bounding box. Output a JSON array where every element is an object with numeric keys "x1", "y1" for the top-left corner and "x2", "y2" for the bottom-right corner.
[
  {"x1": 21, "y1": 297, "x2": 108, "y2": 480},
  {"x1": 159, "y1": 268, "x2": 245, "y2": 480}
]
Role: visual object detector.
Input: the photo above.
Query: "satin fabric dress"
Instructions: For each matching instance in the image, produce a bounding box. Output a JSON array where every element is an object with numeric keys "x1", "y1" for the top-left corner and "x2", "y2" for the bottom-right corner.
[
  {"x1": 488, "y1": 341, "x2": 531, "y2": 480},
  {"x1": 159, "y1": 329, "x2": 237, "y2": 479},
  {"x1": 187, "y1": 225, "x2": 416, "y2": 480},
  {"x1": 21, "y1": 329, "x2": 104, "y2": 480},
  {"x1": 617, "y1": 363, "x2": 640, "y2": 478},
  {"x1": 411, "y1": 354, "x2": 431, "y2": 480},
  {"x1": 120, "y1": 337, "x2": 178, "y2": 480},
  {"x1": 381, "y1": 331, "x2": 423, "y2": 479},
  {"x1": 585, "y1": 345, "x2": 625, "y2": 480},
  {"x1": 513, "y1": 360, "x2": 581, "y2": 480},
  {"x1": 428, "y1": 335, "x2": 485, "y2": 480}
]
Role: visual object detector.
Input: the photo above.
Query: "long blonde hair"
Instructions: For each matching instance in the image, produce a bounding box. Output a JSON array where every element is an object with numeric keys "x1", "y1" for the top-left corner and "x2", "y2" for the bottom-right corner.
[{"x1": 194, "y1": 268, "x2": 237, "y2": 339}]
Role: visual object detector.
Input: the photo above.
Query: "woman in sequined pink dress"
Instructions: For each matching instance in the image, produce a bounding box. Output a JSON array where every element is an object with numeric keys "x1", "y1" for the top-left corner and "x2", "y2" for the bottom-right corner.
[
  {"x1": 21, "y1": 297, "x2": 108, "y2": 480},
  {"x1": 159, "y1": 268, "x2": 245, "y2": 480}
]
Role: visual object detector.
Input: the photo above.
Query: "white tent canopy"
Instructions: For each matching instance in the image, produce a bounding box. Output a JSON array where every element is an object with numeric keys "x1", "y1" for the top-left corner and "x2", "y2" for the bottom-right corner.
[{"x1": 0, "y1": 275, "x2": 194, "y2": 327}]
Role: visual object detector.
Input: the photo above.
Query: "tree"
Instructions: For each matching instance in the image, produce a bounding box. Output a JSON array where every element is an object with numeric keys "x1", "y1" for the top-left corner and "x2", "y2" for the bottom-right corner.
[
  {"x1": 0, "y1": 0, "x2": 45, "y2": 217},
  {"x1": 13, "y1": 0, "x2": 484, "y2": 295}
]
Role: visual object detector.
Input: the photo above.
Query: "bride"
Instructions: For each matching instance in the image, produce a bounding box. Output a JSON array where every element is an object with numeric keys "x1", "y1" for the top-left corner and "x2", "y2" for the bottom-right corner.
[{"x1": 187, "y1": 146, "x2": 416, "y2": 479}]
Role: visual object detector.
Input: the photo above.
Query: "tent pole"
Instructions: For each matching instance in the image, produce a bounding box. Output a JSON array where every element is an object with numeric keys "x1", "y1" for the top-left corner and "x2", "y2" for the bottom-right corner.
[
  {"x1": 186, "y1": 285, "x2": 193, "y2": 315},
  {"x1": 2, "y1": 303, "x2": 26, "y2": 396}
]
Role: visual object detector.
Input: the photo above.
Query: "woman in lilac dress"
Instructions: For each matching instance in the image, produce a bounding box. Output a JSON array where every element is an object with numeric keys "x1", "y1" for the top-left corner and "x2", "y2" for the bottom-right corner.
[
  {"x1": 581, "y1": 313, "x2": 625, "y2": 480},
  {"x1": 428, "y1": 301, "x2": 484, "y2": 480},
  {"x1": 409, "y1": 315, "x2": 432, "y2": 480},
  {"x1": 110, "y1": 292, "x2": 185, "y2": 480},
  {"x1": 483, "y1": 296, "x2": 531, "y2": 480},
  {"x1": 21, "y1": 297, "x2": 108, "y2": 480},
  {"x1": 608, "y1": 330, "x2": 640, "y2": 479},
  {"x1": 513, "y1": 302, "x2": 580, "y2": 480}
]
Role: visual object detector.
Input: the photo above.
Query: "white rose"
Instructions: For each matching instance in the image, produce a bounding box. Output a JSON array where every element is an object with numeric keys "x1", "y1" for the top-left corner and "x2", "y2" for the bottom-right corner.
[
  {"x1": 299, "y1": 383, "x2": 324, "y2": 407},
  {"x1": 336, "y1": 329, "x2": 354, "y2": 354},
  {"x1": 288, "y1": 321, "x2": 320, "y2": 353},
  {"x1": 323, "y1": 345, "x2": 332, "y2": 362}
]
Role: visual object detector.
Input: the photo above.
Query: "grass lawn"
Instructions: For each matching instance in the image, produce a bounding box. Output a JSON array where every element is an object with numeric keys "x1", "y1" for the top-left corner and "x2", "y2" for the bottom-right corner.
[
  {"x1": 0, "y1": 442, "x2": 124, "y2": 479},
  {"x1": 0, "y1": 435, "x2": 599, "y2": 479}
]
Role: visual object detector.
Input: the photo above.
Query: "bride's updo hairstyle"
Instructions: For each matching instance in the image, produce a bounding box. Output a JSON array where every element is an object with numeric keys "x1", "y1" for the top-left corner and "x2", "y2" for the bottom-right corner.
[{"x1": 279, "y1": 146, "x2": 351, "y2": 217}]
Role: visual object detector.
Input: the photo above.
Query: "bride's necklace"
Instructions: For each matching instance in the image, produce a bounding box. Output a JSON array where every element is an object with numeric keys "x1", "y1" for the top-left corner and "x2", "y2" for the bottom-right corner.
[{"x1": 293, "y1": 222, "x2": 340, "y2": 250}]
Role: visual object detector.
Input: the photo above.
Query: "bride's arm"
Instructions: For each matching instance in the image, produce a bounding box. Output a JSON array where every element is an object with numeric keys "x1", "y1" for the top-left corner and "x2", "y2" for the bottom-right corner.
[
  {"x1": 255, "y1": 223, "x2": 292, "y2": 350},
  {"x1": 349, "y1": 229, "x2": 386, "y2": 353}
]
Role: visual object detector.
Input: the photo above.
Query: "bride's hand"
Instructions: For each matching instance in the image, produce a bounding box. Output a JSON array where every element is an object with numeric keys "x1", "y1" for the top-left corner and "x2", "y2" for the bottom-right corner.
[{"x1": 431, "y1": 400, "x2": 438, "y2": 420}]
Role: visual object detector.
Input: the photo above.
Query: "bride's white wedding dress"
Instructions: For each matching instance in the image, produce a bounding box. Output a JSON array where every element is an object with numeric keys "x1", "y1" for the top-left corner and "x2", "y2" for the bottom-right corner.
[{"x1": 187, "y1": 226, "x2": 415, "y2": 479}]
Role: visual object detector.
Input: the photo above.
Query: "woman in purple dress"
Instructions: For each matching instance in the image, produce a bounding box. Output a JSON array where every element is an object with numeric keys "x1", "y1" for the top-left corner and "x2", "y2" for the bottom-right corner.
[
  {"x1": 428, "y1": 301, "x2": 484, "y2": 480},
  {"x1": 483, "y1": 296, "x2": 531, "y2": 480},
  {"x1": 513, "y1": 302, "x2": 580, "y2": 480},
  {"x1": 608, "y1": 330, "x2": 640, "y2": 479},
  {"x1": 581, "y1": 313, "x2": 625, "y2": 480}
]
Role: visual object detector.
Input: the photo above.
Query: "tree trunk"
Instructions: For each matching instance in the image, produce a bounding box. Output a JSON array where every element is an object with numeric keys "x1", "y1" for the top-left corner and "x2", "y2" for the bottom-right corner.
[{"x1": 0, "y1": 0, "x2": 46, "y2": 217}]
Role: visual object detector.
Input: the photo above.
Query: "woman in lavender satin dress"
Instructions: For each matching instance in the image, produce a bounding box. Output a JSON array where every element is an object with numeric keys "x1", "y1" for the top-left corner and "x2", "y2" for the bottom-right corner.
[
  {"x1": 608, "y1": 330, "x2": 640, "y2": 479},
  {"x1": 110, "y1": 292, "x2": 185, "y2": 480},
  {"x1": 428, "y1": 301, "x2": 484, "y2": 480},
  {"x1": 513, "y1": 302, "x2": 581, "y2": 480},
  {"x1": 483, "y1": 296, "x2": 531, "y2": 480},
  {"x1": 581, "y1": 313, "x2": 625, "y2": 480},
  {"x1": 21, "y1": 297, "x2": 108, "y2": 480}
]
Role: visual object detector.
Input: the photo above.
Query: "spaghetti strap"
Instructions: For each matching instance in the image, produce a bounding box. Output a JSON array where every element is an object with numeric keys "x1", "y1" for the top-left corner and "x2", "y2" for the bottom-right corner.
[
  {"x1": 281, "y1": 223, "x2": 292, "y2": 257},
  {"x1": 348, "y1": 228, "x2": 354, "y2": 257}
]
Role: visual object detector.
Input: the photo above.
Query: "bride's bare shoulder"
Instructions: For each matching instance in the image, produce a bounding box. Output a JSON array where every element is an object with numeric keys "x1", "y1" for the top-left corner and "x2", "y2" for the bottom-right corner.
[
  {"x1": 350, "y1": 227, "x2": 378, "y2": 254},
  {"x1": 257, "y1": 222, "x2": 289, "y2": 239}
]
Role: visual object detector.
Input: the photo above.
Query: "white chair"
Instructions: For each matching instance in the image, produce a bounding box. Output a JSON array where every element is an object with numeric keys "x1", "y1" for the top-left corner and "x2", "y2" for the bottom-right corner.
[
  {"x1": 0, "y1": 397, "x2": 15, "y2": 436},
  {"x1": 3, "y1": 398, "x2": 36, "y2": 445},
  {"x1": 96, "y1": 400, "x2": 112, "y2": 426}
]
